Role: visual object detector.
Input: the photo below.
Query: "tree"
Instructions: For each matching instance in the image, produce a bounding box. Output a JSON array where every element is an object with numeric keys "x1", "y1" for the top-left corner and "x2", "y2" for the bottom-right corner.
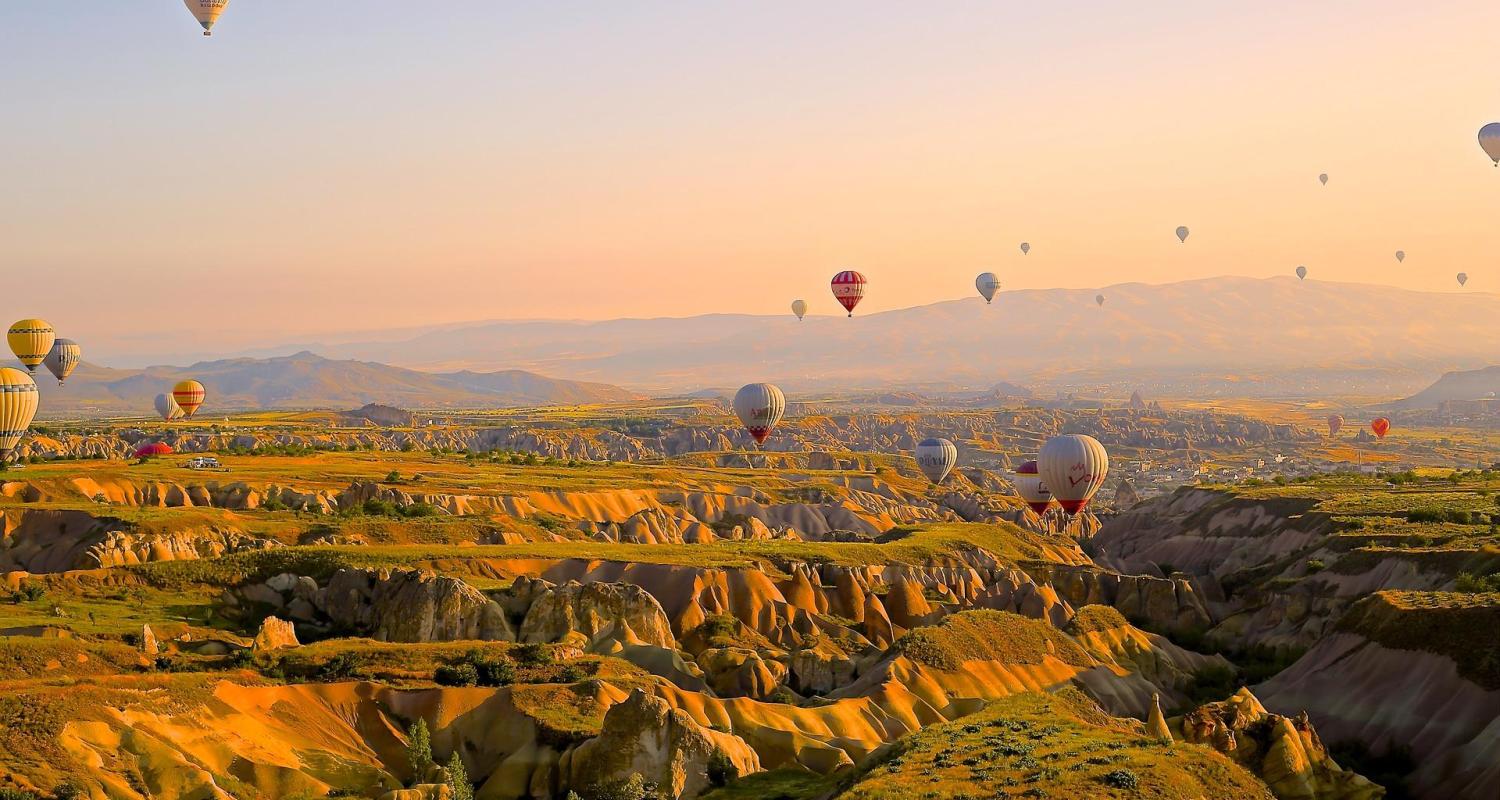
[
  {"x1": 406, "y1": 718, "x2": 434, "y2": 784},
  {"x1": 446, "y1": 751, "x2": 473, "y2": 800}
]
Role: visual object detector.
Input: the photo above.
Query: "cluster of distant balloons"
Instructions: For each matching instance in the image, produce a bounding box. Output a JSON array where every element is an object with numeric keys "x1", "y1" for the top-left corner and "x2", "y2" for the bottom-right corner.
[
  {"x1": 732, "y1": 382, "x2": 1110, "y2": 515},
  {"x1": 1326, "y1": 414, "x2": 1391, "y2": 440}
]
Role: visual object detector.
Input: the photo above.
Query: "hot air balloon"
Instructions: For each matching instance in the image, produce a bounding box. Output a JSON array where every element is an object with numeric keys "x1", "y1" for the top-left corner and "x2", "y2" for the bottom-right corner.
[
  {"x1": 1296, "y1": 265, "x2": 1308, "y2": 280},
  {"x1": 1319, "y1": 173, "x2": 1328, "y2": 186},
  {"x1": 183, "y1": 0, "x2": 229, "y2": 36},
  {"x1": 1327, "y1": 414, "x2": 1344, "y2": 437},
  {"x1": 1175, "y1": 226, "x2": 1189, "y2": 243},
  {"x1": 1395, "y1": 250, "x2": 1405, "y2": 263},
  {"x1": 791, "y1": 300, "x2": 807, "y2": 321},
  {"x1": 1039, "y1": 434, "x2": 1109, "y2": 515},
  {"x1": 975, "y1": 273, "x2": 1000, "y2": 304},
  {"x1": 914, "y1": 438, "x2": 958, "y2": 484},
  {"x1": 172, "y1": 380, "x2": 206, "y2": 418},
  {"x1": 43, "y1": 339, "x2": 81, "y2": 386},
  {"x1": 1480, "y1": 123, "x2": 1500, "y2": 165},
  {"x1": 155, "y1": 393, "x2": 183, "y2": 421},
  {"x1": 134, "y1": 442, "x2": 174, "y2": 459},
  {"x1": 7, "y1": 319, "x2": 54, "y2": 374},
  {"x1": 0, "y1": 368, "x2": 38, "y2": 463},
  {"x1": 1457, "y1": 272, "x2": 1469, "y2": 287},
  {"x1": 1095, "y1": 294, "x2": 1106, "y2": 307},
  {"x1": 1012, "y1": 460, "x2": 1053, "y2": 514},
  {"x1": 1370, "y1": 418, "x2": 1391, "y2": 439},
  {"x1": 1020, "y1": 242, "x2": 1030, "y2": 255},
  {"x1": 830, "y1": 271, "x2": 866, "y2": 317},
  {"x1": 733, "y1": 383, "x2": 785, "y2": 445}
]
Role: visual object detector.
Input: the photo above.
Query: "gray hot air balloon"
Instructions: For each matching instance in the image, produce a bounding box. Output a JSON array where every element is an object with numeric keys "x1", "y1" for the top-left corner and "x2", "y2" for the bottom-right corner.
[
  {"x1": 1480, "y1": 123, "x2": 1500, "y2": 165},
  {"x1": 1175, "y1": 226, "x2": 1189, "y2": 243},
  {"x1": 914, "y1": 437, "x2": 958, "y2": 484},
  {"x1": 1457, "y1": 272, "x2": 1469, "y2": 286},
  {"x1": 155, "y1": 393, "x2": 183, "y2": 422},
  {"x1": 791, "y1": 299, "x2": 807, "y2": 321},
  {"x1": 43, "y1": 339, "x2": 81, "y2": 386},
  {"x1": 733, "y1": 383, "x2": 785, "y2": 445},
  {"x1": 1019, "y1": 242, "x2": 1030, "y2": 255},
  {"x1": 975, "y1": 272, "x2": 1000, "y2": 304},
  {"x1": 1395, "y1": 250, "x2": 1405, "y2": 263},
  {"x1": 1095, "y1": 294, "x2": 1106, "y2": 307},
  {"x1": 1296, "y1": 265, "x2": 1308, "y2": 280},
  {"x1": 1318, "y1": 173, "x2": 1328, "y2": 186}
]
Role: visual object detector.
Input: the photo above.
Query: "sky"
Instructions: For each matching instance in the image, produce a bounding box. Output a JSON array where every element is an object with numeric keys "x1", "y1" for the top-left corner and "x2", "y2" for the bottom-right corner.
[{"x1": 3, "y1": 1, "x2": 1500, "y2": 364}]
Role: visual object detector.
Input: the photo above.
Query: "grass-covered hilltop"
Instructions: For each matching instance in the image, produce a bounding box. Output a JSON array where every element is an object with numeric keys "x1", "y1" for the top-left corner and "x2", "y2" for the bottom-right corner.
[{"x1": 1, "y1": 401, "x2": 1497, "y2": 799}]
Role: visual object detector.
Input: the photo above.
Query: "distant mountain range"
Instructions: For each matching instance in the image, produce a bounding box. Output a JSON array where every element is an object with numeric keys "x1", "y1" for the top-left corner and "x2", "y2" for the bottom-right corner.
[
  {"x1": 234, "y1": 277, "x2": 1500, "y2": 396},
  {"x1": 35, "y1": 352, "x2": 636, "y2": 417},
  {"x1": 1394, "y1": 365, "x2": 1500, "y2": 409}
]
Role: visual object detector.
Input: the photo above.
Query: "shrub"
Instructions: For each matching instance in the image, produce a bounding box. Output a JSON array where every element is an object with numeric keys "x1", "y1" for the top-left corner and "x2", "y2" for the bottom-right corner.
[
  {"x1": 1101, "y1": 769, "x2": 1139, "y2": 789},
  {"x1": 385, "y1": 470, "x2": 402, "y2": 483},
  {"x1": 559, "y1": 664, "x2": 586, "y2": 683},
  {"x1": 706, "y1": 748, "x2": 738, "y2": 787},
  {"x1": 513, "y1": 643, "x2": 553, "y2": 666},
  {"x1": 434, "y1": 662, "x2": 479, "y2": 687},
  {"x1": 1305, "y1": 559, "x2": 1326, "y2": 573},
  {"x1": 317, "y1": 652, "x2": 361, "y2": 682}
]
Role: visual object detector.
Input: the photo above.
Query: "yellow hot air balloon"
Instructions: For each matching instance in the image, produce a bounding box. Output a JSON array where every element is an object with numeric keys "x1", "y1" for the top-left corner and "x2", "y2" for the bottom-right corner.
[
  {"x1": 0, "y1": 368, "x2": 39, "y2": 462},
  {"x1": 183, "y1": 0, "x2": 230, "y2": 36},
  {"x1": 7, "y1": 319, "x2": 55, "y2": 374},
  {"x1": 172, "y1": 380, "x2": 206, "y2": 418}
]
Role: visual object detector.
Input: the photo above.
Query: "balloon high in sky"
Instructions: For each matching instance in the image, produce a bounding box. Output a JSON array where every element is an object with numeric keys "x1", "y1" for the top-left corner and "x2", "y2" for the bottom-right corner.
[
  {"x1": 975, "y1": 272, "x2": 1000, "y2": 304},
  {"x1": 830, "y1": 271, "x2": 866, "y2": 317}
]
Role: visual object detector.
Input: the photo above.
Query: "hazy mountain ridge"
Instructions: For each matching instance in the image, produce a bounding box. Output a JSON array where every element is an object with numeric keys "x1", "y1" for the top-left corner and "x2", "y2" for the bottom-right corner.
[
  {"x1": 257, "y1": 277, "x2": 1500, "y2": 394},
  {"x1": 1395, "y1": 365, "x2": 1500, "y2": 409},
  {"x1": 35, "y1": 351, "x2": 636, "y2": 416}
]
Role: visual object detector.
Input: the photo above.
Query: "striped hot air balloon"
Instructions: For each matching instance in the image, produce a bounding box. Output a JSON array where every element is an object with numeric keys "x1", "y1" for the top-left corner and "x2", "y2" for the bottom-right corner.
[
  {"x1": 915, "y1": 438, "x2": 958, "y2": 484},
  {"x1": 7, "y1": 319, "x2": 55, "y2": 374},
  {"x1": 975, "y1": 272, "x2": 1000, "y2": 303},
  {"x1": 0, "y1": 368, "x2": 39, "y2": 462},
  {"x1": 1012, "y1": 460, "x2": 1053, "y2": 514},
  {"x1": 43, "y1": 339, "x2": 81, "y2": 386},
  {"x1": 172, "y1": 380, "x2": 206, "y2": 418},
  {"x1": 733, "y1": 383, "x2": 785, "y2": 444},
  {"x1": 830, "y1": 270, "x2": 866, "y2": 317},
  {"x1": 183, "y1": 0, "x2": 230, "y2": 35}
]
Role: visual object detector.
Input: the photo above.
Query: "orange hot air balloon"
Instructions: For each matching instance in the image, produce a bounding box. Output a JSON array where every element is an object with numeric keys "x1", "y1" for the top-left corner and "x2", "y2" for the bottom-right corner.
[
  {"x1": 1370, "y1": 418, "x2": 1391, "y2": 439},
  {"x1": 1327, "y1": 414, "x2": 1343, "y2": 437}
]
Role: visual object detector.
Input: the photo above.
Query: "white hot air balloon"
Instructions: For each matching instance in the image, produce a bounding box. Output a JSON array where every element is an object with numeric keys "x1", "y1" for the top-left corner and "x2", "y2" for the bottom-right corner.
[
  {"x1": 1480, "y1": 123, "x2": 1500, "y2": 165},
  {"x1": 791, "y1": 299, "x2": 807, "y2": 321},
  {"x1": 1038, "y1": 434, "x2": 1109, "y2": 515},
  {"x1": 155, "y1": 393, "x2": 184, "y2": 422},
  {"x1": 1175, "y1": 226, "x2": 1189, "y2": 243},
  {"x1": 1318, "y1": 173, "x2": 1328, "y2": 186},
  {"x1": 1012, "y1": 460, "x2": 1053, "y2": 514},
  {"x1": 1095, "y1": 294, "x2": 1106, "y2": 307},
  {"x1": 1457, "y1": 272, "x2": 1469, "y2": 287},
  {"x1": 1019, "y1": 242, "x2": 1030, "y2": 255},
  {"x1": 183, "y1": 0, "x2": 230, "y2": 36},
  {"x1": 1296, "y1": 265, "x2": 1308, "y2": 280},
  {"x1": 733, "y1": 383, "x2": 785, "y2": 445},
  {"x1": 975, "y1": 272, "x2": 1000, "y2": 304},
  {"x1": 1395, "y1": 250, "x2": 1405, "y2": 263},
  {"x1": 914, "y1": 437, "x2": 958, "y2": 484}
]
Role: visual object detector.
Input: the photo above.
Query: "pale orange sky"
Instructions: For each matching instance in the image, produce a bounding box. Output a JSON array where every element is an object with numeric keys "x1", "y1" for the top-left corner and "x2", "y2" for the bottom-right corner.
[{"x1": 3, "y1": 1, "x2": 1499, "y2": 363}]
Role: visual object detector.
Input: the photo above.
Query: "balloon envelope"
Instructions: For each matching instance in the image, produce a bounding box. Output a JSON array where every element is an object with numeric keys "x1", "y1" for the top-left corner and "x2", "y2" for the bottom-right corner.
[
  {"x1": 134, "y1": 442, "x2": 174, "y2": 458},
  {"x1": 1039, "y1": 434, "x2": 1109, "y2": 514},
  {"x1": 791, "y1": 299, "x2": 807, "y2": 321},
  {"x1": 1371, "y1": 418, "x2": 1391, "y2": 439},
  {"x1": 830, "y1": 271, "x2": 866, "y2": 316},
  {"x1": 7, "y1": 319, "x2": 54, "y2": 374},
  {"x1": 1095, "y1": 294, "x2": 1105, "y2": 307},
  {"x1": 1457, "y1": 272, "x2": 1469, "y2": 286},
  {"x1": 975, "y1": 272, "x2": 1000, "y2": 303},
  {"x1": 1480, "y1": 122, "x2": 1500, "y2": 164},
  {"x1": 1319, "y1": 173, "x2": 1328, "y2": 185},
  {"x1": 172, "y1": 380, "x2": 206, "y2": 418},
  {"x1": 43, "y1": 339, "x2": 81, "y2": 385},
  {"x1": 1012, "y1": 460, "x2": 1053, "y2": 514},
  {"x1": 0, "y1": 368, "x2": 39, "y2": 461},
  {"x1": 1019, "y1": 242, "x2": 1030, "y2": 255},
  {"x1": 915, "y1": 437, "x2": 958, "y2": 484},
  {"x1": 183, "y1": 0, "x2": 229, "y2": 34},
  {"x1": 155, "y1": 393, "x2": 183, "y2": 421},
  {"x1": 1175, "y1": 226, "x2": 1189, "y2": 243},
  {"x1": 733, "y1": 383, "x2": 785, "y2": 444},
  {"x1": 1327, "y1": 414, "x2": 1344, "y2": 437},
  {"x1": 1296, "y1": 266, "x2": 1307, "y2": 280},
  {"x1": 1395, "y1": 251, "x2": 1405, "y2": 263}
]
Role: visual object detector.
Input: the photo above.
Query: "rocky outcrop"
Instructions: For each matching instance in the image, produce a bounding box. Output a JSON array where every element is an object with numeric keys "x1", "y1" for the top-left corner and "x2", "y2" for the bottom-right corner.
[
  {"x1": 519, "y1": 581, "x2": 676, "y2": 652},
  {"x1": 252, "y1": 616, "x2": 300, "y2": 651},
  {"x1": 564, "y1": 689, "x2": 760, "y2": 800},
  {"x1": 320, "y1": 568, "x2": 513, "y2": 643}
]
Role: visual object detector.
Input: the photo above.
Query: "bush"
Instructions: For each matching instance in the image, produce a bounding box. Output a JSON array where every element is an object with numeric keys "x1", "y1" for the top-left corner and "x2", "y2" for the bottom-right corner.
[
  {"x1": 317, "y1": 652, "x2": 362, "y2": 682},
  {"x1": 707, "y1": 748, "x2": 738, "y2": 787},
  {"x1": 514, "y1": 643, "x2": 553, "y2": 666},
  {"x1": 1101, "y1": 769, "x2": 1139, "y2": 789},
  {"x1": 406, "y1": 718, "x2": 434, "y2": 784},
  {"x1": 559, "y1": 664, "x2": 586, "y2": 683},
  {"x1": 1305, "y1": 559, "x2": 1326, "y2": 573},
  {"x1": 385, "y1": 470, "x2": 402, "y2": 483},
  {"x1": 434, "y1": 662, "x2": 479, "y2": 687}
]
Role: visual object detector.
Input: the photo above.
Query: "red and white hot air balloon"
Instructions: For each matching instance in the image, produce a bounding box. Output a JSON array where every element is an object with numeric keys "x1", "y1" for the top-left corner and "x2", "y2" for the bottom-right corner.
[
  {"x1": 733, "y1": 383, "x2": 786, "y2": 445},
  {"x1": 1039, "y1": 434, "x2": 1109, "y2": 515},
  {"x1": 1370, "y1": 417, "x2": 1391, "y2": 439},
  {"x1": 830, "y1": 270, "x2": 866, "y2": 317},
  {"x1": 1012, "y1": 460, "x2": 1053, "y2": 514}
]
